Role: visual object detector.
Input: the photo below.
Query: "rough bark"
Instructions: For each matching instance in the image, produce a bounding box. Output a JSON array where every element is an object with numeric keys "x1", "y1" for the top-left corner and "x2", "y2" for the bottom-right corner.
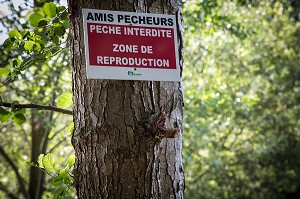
[{"x1": 69, "y1": 0, "x2": 184, "y2": 198}]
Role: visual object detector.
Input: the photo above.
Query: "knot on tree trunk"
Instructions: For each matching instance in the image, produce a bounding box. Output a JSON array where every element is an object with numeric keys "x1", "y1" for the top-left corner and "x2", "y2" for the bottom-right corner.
[{"x1": 144, "y1": 112, "x2": 179, "y2": 139}]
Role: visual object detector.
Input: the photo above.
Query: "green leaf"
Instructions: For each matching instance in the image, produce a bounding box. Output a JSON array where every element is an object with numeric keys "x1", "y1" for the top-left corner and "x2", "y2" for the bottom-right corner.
[
  {"x1": 13, "y1": 113, "x2": 26, "y2": 125},
  {"x1": 57, "y1": 92, "x2": 72, "y2": 109},
  {"x1": 34, "y1": 43, "x2": 41, "y2": 51},
  {"x1": 24, "y1": 41, "x2": 35, "y2": 52},
  {"x1": 0, "y1": 107, "x2": 10, "y2": 115},
  {"x1": 8, "y1": 30, "x2": 21, "y2": 38},
  {"x1": 51, "y1": 35, "x2": 59, "y2": 45},
  {"x1": 14, "y1": 108, "x2": 26, "y2": 115},
  {"x1": 12, "y1": 58, "x2": 21, "y2": 67},
  {"x1": 21, "y1": 30, "x2": 29, "y2": 39},
  {"x1": 0, "y1": 106, "x2": 12, "y2": 123},
  {"x1": 52, "y1": 175, "x2": 64, "y2": 186},
  {"x1": 0, "y1": 67, "x2": 10, "y2": 77},
  {"x1": 26, "y1": 161, "x2": 34, "y2": 166},
  {"x1": 24, "y1": 41, "x2": 41, "y2": 52},
  {"x1": 29, "y1": 13, "x2": 43, "y2": 27},
  {"x1": 43, "y1": 2, "x2": 57, "y2": 17},
  {"x1": 10, "y1": 71, "x2": 18, "y2": 78},
  {"x1": 66, "y1": 155, "x2": 75, "y2": 168},
  {"x1": 60, "y1": 10, "x2": 68, "y2": 20},
  {"x1": 42, "y1": 153, "x2": 56, "y2": 173},
  {"x1": 34, "y1": 54, "x2": 47, "y2": 63},
  {"x1": 53, "y1": 187, "x2": 67, "y2": 199},
  {"x1": 38, "y1": 19, "x2": 49, "y2": 27},
  {"x1": 52, "y1": 171, "x2": 69, "y2": 186},
  {"x1": 67, "y1": 122, "x2": 74, "y2": 134},
  {"x1": 57, "y1": 6, "x2": 66, "y2": 12},
  {"x1": 3, "y1": 38, "x2": 12, "y2": 49},
  {"x1": 37, "y1": 154, "x2": 45, "y2": 168},
  {"x1": 54, "y1": 26, "x2": 65, "y2": 36},
  {"x1": 0, "y1": 112, "x2": 12, "y2": 123}
]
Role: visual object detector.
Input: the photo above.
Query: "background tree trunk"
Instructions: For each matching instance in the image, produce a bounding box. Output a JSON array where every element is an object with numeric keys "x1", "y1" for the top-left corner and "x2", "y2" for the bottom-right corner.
[
  {"x1": 69, "y1": 0, "x2": 184, "y2": 198},
  {"x1": 28, "y1": 111, "x2": 46, "y2": 199}
]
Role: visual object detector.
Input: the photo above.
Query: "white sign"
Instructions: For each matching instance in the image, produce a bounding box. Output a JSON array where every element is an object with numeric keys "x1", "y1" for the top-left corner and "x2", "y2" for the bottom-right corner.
[{"x1": 82, "y1": 9, "x2": 180, "y2": 81}]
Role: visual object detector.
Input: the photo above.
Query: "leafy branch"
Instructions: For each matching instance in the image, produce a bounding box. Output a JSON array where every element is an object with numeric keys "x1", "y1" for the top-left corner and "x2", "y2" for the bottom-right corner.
[
  {"x1": 0, "y1": 102, "x2": 72, "y2": 115},
  {"x1": 0, "y1": 92, "x2": 73, "y2": 125},
  {"x1": 0, "y1": 2, "x2": 69, "y2": 86},
  {"x1": 0, "y1": 45, "x2": 65, "y2": 87},
  {"x1": 27, "y1": 153, "x2": 76, "y2": 199}
]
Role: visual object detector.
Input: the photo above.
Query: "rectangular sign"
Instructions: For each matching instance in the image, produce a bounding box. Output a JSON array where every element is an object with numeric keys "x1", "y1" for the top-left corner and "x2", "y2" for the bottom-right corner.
[{"x1": 82, "y1": 9, "x2": 180, "y2": 81}]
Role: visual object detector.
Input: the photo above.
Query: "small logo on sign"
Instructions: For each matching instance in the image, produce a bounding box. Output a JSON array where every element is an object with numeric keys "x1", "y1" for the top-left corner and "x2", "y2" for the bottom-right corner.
[{"x1": 128, "y1": 71, "x2": 142, "y2": 77}]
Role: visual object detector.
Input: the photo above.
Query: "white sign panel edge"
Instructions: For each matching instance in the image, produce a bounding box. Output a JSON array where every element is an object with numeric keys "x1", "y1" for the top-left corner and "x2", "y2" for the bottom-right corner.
[{"x1": 82, "y1": 8, "x2": 181, "y2": 82}]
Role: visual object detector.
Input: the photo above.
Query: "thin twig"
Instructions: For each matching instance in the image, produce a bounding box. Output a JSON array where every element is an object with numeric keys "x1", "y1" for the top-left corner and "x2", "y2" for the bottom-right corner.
[
  {"x1": 48, "y1": 137, "x2": 68, "y2": 153},
  {"x1": 49, "y1": 124, "x2": 68, "y2": 140}
]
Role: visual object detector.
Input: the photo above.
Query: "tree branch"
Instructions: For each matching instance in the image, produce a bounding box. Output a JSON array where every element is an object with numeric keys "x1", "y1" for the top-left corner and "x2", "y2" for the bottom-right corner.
[
  {"x1": 0, "y1": 182, "x2": 19, "y2": 199},
  {"x1": 20, "y1": 124, "x2": 30, "y2": 145},
  {"x1": 48, "y1": 136, "x2": 68, "y2": 154},
  {"x1": 0, "y1": 102, "x2": 72, "y2": 115},
  {"x1": 0, "y1": 145, "x2": 30, "y2": 199},
  {"x1": 49, "y1": 124, "x2": 68, "y2": 140}
]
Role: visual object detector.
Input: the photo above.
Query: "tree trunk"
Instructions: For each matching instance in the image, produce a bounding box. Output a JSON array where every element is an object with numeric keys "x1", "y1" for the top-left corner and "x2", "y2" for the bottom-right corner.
[
  {"x1": 28, "y1": 111, "x2": 48, "y2": 199},
  {"x1": 69, "y1": 0, "x2": 184, "y2": 198}
]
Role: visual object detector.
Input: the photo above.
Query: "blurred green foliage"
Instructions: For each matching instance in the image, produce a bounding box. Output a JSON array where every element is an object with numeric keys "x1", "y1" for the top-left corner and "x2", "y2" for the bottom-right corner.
[
  {"x1": 0, "y1": 0, "x2": 74, "y2": 198},
  {"x1": 183, "y1": 0, "x2": 300, "y2": 198}
]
